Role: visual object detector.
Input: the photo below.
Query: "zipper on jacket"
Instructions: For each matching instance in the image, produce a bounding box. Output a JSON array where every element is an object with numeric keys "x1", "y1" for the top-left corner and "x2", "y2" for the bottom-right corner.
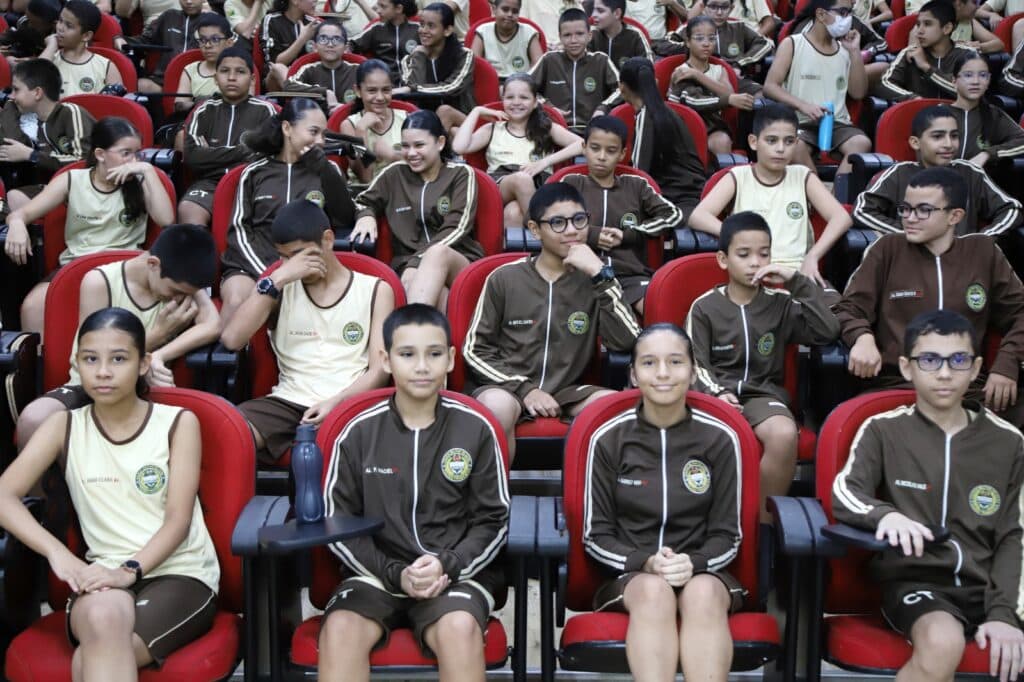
[
  {"x1": 571, "y1": 60, "x2": 578, "y2": 128},
  {"x1": 940, "y1": 432, "x2": 962, "y2": 584},
  {"x1": 739, "y1": 303, "x2": 750, "y2": 396},
  {"x1": 657, "y1": 429, "x2": 668, "y2": 548},
  {"x1": 395, "y1": 25, "x2": 400, "y2": 60},
  {"x1": 950, "y1": 538, "x2": 964, "y2": 587},
  {"x1": 935, "y1": 255, "x2": 944, "y2": 309},
  {"x1": 331, "y1": 68, "x2": 336, "y2": 92},
  {"x1": 431, "y1": 58, "x2": 438, "y2": 82},
  {"x1": 538, "y1": 281, "x2": 553, "y2": 390},
  {"x1": 184, "y1": 16, "x2": 191, "y2": 53},
  {"x1": 411, "y1": 429, "x2": 429, "y2": 553},
  {"x1": 227, "y1": 103, "x2": 237, "y2": 144},
  {"x1": 286, "y1": 163, "x2": 292, "y2": 200},
  {"x1": 420, "y1": 181, "x2": 431, "y2": 243},
  {"x1": 961, "y1": 108, "x2": 968, "y2": 158}
]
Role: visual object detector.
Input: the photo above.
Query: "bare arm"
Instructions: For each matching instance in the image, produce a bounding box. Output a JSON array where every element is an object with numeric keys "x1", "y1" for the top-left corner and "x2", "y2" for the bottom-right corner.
[
  {"x1": 971, "y1": 19, "x2": 1005, "y2": 53},
  {"x1": 151, "y1": 290, "x2": 221, "y2": 363},
  {"x1": 803, "y1": 173, "x2": 853, "y2": 264},
  {"x1": 687, "y1": 173, "x2": 735, "y2": 236},
  {"x1": 4, "y1": 170, "x2": 72, "y2": 264},
  {"x1": 451, "y1": 109, "x2": 495, "y2": 155},
  {"x1": 762, "y1": 37, "x2": 810, "y2": 111},
  {"x1": 844, "y1": 34, "x2": 868, "y2": 99},
  {"x1": 139, "y1": 165, "x2": 175, "y2": 227},
  {"x1": 175, "y1": 70, "x2": 195, "y2": 112},
  {"x1": 527, "y1": 33, "x2": 543, "y2": 67},
  {"x1": 534, "y1": 124, "x2": 583, "y2": 169},
  {"x1": 276, "y1": 21, "x2": 318, "y2": 65},
  {"x1": 471, "y1": 34, "x2": 485, "y2": 58},
  {"x1": 105, "y1": 60, "x2": 124, "y2": 88},
  {"x1": 220, "y1": 284, "x2": 279, "y2": 349},
  {"x1": 78, "y1": 269, "x2": 113, "y2": 322}
]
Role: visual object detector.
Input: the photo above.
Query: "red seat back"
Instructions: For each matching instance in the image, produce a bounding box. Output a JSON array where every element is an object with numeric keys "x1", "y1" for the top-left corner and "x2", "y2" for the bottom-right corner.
[
  {"x1": 473, "y1": 56, "x2": 501, "y2": 107},
  {"x1": 814, "y1": 390, "x2": 917, "y2": 613},
  {"x1": 891, "y1": 0, "x2": 906, "y2": 18},
  {"x1": 562, "y1": 389, "x2": 764, "y2": 609},
  {"x1": 873, "y1": 97, "x2": 947, "y2": 161},
  {"x1": 88, "y1": 46, "x2": 138, "y2": 92},
  {"x1": 469, "y1": 0, "x2": 493, "y2": 26},
  {"x1": 654, "y1": 54, "x2": 741, "y2": 102},
  {"x1": 610, "y1": 101, "x2": 709, "y2": 170},
  {"x1": 622, "y1": 16, "x2": 652, "y2": 42},
  {"x1": 62, "y1": 94, "x2": 154, "y2": 146},
  {"x1": 286, "y1": 51, "x2": 366, "y2": 78},
  {"x1": 90, "y1": 12, "x2": 123, "y2": 49},
  {"x1": 307, "y1": 387, "x2": 510, "y2": 608},
  {"x1": 0, "y1": 55, "x2": 11, "y2": 90},
  {"x1": 252, "y1": 30, "x2": 265, "y2": 78},
  {"x1": 464, "y1": 17, "x2": 548, "y2": 51},
  {"x1": 162, "y1": 49, "x2": 203, "y2": 117},
  {"x1": 996, "y1": 12, "x2": 1024, "y2": 50},
  {"x1": 885, "y1": 13, "x2": 917, "y2": 53},
  {"x1": 462, "y1": 100, "x2": 568, "y2": 171},
  {"x1": 325, "y1": 99, "x2": 419, "y2": 131},
  {"x1": 41, "y1": 159, "x2": 172, "y2": 275}
]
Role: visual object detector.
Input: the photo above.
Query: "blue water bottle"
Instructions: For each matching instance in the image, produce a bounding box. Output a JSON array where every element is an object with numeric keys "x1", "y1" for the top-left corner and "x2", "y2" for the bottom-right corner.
[
  {"x1": 818, "y1": 102, "x2": 835, "y2": 152},
  {"x1": 292, "y1": 423, "x2": 324, "y2": 524}
]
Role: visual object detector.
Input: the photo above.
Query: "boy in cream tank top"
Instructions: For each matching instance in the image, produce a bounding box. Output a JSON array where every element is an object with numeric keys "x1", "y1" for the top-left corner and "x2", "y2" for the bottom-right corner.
[{"x1": 222, "y1": 200, "x2": 396, "y2": 464}]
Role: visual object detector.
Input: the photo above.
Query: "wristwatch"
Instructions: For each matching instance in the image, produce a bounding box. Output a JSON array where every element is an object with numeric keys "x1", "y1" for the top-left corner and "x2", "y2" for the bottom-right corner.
[
  {"x1": 28, "y1": 149, "x2": 39, "y2": 164},
  {"x1": 255, "y1": 276, "x2": 281, "y2": 300},
  {"x1": 120, "y1": 559, "x2": 142, "y2": 584},
  {"x1": 591, "y1": 264, "x2": 616, "y2": 284}
]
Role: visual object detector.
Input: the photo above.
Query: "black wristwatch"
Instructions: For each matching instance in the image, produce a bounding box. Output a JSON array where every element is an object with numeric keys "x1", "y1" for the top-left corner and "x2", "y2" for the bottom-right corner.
[
  {"x1": 120, "y1": 559, "x2": 142, "y2": 584},
  {"x1": 28, "y1": 149, "x2": 39, "y2": 164},
  {"x1": 591, "y1": 264, "x2": 616, "y2": 284},
  {"x1": 255, "y1": 276, "x2": 281, "y2": 299}
]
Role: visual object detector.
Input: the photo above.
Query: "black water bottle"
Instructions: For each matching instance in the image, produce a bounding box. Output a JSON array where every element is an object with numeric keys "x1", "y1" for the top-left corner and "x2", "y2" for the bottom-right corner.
[{"x1": 292, "y1": 423, "x2": 324, "y2": 524}]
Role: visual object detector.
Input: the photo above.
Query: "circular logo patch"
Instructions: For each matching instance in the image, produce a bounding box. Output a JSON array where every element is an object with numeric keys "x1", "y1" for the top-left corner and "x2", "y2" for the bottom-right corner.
[
  {"x1": 727, "y1": 42, "x2": 740, "y2": 56},
  {"x1": 436, "y1": 195, "x2": 451, "y2": 215},
  {"x1": 56, "y1": 135, "x2": 73, "y2": 153},
  {"x1": 305, "y1": 190, "x2": 326, "y2": 207},
  {"x1": 583, "y1": 76, "x2": 597, "y2": 93},
  {"x1": 343, "y1": 88, "x2": 357, "y2": 103},
  {"x1": 78, "y1": 77, "x2": 95, "y2": 92},
  {"x1": 305, "y1": 39, "x2": 316, "y2": 53},
  {"x1": 135, "y1": 464, "x2": 166, "y2": 495},
  {"x1": 567, "y1": 311, "x2": 590, "y2": 335},
  {"x1": 786, "y1": 201, "x2": 804, "y2": 220},
  {"x1": 757, "y1": 331, "x2": 775, "y2": 356},
  {"x1": 620, "y1": 212, "x2": 638, "y2": 229},
  {"x1": 966, "y1": 283, "x2": 987, "y2": 312},
  {"x1": 976, "y1": 135, "x2": 990, "y2": 151},
  {"x1": 682, "y1": 459, "x2": 711, "y2": 494},
  {"x1": 118, "y1": 208, "x2": 134, "y2": 226},
  {"x1": 511, "y1": 55, "x2": 526, "y2": 69},
  {"x1": 342, "y1": 321, "x2": 364, "y2": 344},
  {"x1": 969, "y1": 484, "x2": 1000, "y2": 516},
  {"x1": 440, "y1": 448, "x2": 473, "y2": 482},
  {"x1": 405, "y1": 39, "x2": 419, "y2": 54},
  {"x1": 835, "y1": 76, "x2": 846, "y2": 91}
]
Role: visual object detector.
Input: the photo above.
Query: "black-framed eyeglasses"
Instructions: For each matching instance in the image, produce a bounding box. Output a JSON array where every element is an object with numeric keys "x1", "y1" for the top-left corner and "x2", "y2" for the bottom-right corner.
[
  {"x1": 895, "y1": 203, "x2": 951, "y2": 220},
  {"x1": 540, "y1": 211, "x2": 589, "y2": 232},
  {"x1": 827, "y1": 6, "x2": 853, "y2": 16},
  {"x1": 316, "y1": 35, "x2": 346, "y2": 45},
  {"x1": 196, "y1": 36, "x2": 227, "y2": 46},
  {"x1": 705, "y1": 2, "x2": 732, "y2": 10},
  {"x1": 908, "y1": 352, "x2": 976, "y2": 372}
]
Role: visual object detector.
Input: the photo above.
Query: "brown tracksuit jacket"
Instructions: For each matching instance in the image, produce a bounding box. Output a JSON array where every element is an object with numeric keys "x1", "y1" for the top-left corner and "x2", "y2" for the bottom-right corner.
[
  {"x1": 879, "y1": 44, "x2": 973, "y2": 101},
  {"x1": 670, "y1": 19, "x2": 773, "y2": 69},
  {"x1": 260, "y1": 12, "x2": 315, "y2": 68},
  {"x1": 528, "y1": 50, "x2": 622, "y2": 131},
  {"x1": 587, "y1": 24, "x2": 653, "y2": 69},
  {"x1": 139, "y1": 9, "x2": 212, "y2": 79},
  {"x1": 952, "y1": 103, "x2": 1024, "y2": 161},
  {"x1": 283, "y1": 60, "x2": 359, "y2": 105},
  {"x1": 350, "y1": 19, "x2": 421, "y2": 84},
  {"x1": 183, "y1": 95, "x2": 277, "y2": 184},
  {"x1": 400, "y1": 46, "x2": 476, "y2": 113},
  {"x1": 0, "y1": 100, "x2": 94, "y2": 184}
]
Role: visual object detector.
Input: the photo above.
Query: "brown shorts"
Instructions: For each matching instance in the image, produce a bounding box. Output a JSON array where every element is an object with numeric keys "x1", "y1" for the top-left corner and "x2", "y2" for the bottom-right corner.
[
  {"x1": 66, "y1": 574, "x2": 217, "y2": 666},
  {"x1": 11, "y1": 183, "x2": 44, "y2": 200},
  {"x1": 880, "y1": 582, "x2": 990, "y2": 637},
  {"x1": 472, "y1": 383, "x2": 607, "y2": 424},
  {"x1": 43, "y1": 384, "x2": 91, "y2": 410},
  {"x1": 738, "y1": 395, "x2": 794, "y2": 428},
  {"x1": 593, "y1": 570, "x2": 746, "y2": 614},
  {"x1": 238, "y1": 395, "x2": 307, "y2": 463},
  {"x1": 181, "y1": 178, "x2": 218, "y2": 214},
  {"x1": 797, "y1": 121, "x2": 866, "y2": 154},
  {"x1": 321, "y1": 577, "x2": 494, "y2": 657}
]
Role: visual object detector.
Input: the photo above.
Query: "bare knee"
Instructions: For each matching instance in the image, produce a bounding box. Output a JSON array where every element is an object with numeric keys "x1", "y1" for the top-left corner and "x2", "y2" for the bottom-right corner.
[
  {"x1": 503, "y1": 201, "x2": 524, "y2": 226},
  {"x1": 624, "y1": 574, "x2": 676, "y2": 618},
  {"x1": 178, "y1": 200, "x2": 211, "y2": 226},
  {"x1": 755, "y1": 415, "x2": 798, "y2": 450},
  {"x1": 843, "y1": 135, "x2": 872, "y2": 155},
  {"x1": 73, "y1": 594, "x2": 134, "y2": 643},
  {"x1": 475, "y1": 388, "x2": 521, "y2": 429},
  {"x1": 319, "y1": 609, "x2": 380, "y2": 651},
  {"x1": 678, "y1": 574, "x2": 729, "y2": 617},
  {"x1": 431, "y1": 610, "x2": 482, "y2": 649},
  {"x1": 419, "y1": 243, "x2": 453, "y2": 265},
  {"x1": 910, "y1": 612, "x2": 966, "y2": 663},
  {"x1": 16, "y1": 397, "x2": 66, "y2": 450}
]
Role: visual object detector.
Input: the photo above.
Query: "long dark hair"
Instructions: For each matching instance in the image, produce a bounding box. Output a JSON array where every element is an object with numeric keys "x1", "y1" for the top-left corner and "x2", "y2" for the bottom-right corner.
[
  {"x1": 243, "y1": 97, "x2": 322, "y2": 157},
  {"x1": 352, "y1": 58, "x2": 392, "y2": 114},
  {"x1": 953, "y1": 50, "x2": 998, "y2": 149},
  {"x1": 77, "y1": 307, "x2": 149, "y2": 398},
  {"x1": 401, "y1": 110, "x2": 454, "y2": 162},
  {"x1": 504, "y1": 73, "x2": 554, "y2": 158},
  {"x1": 618, "y1": 57, "x2": 681, "y2": 174},
  {"x1": 88, "y1": 117, "x2": 145, "y2": 226},
  {"x1": 421, "y1": 3, "x2": 463, "y2": 79}
]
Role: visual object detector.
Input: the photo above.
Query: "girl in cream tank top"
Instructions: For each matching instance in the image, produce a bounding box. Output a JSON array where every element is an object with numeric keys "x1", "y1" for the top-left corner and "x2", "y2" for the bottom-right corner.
[{"x1": 62, "y1": 167, "x2": 147, "y2": 265}]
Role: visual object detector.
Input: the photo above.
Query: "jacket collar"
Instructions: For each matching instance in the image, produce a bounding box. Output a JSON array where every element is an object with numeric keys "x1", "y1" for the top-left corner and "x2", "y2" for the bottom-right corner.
[
  {"x1": 387, "y1": 393, "x2": 445, "y2": 433},
  {"x1": 910, "y1": 399, "x2": 985, "y2": 434},
  {"x1": 633, "y1": 399, "x2": 693, "y2": 430}
]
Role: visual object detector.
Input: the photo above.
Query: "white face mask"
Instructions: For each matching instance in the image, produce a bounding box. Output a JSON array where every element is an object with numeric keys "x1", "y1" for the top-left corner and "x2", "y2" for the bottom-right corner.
[{"x1": 827, "y1": 14, "x2": 852, "y2": 37}]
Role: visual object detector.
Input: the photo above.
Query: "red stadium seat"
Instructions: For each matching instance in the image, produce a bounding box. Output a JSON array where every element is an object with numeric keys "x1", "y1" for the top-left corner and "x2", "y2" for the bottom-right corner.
[
  {"x1": 873, "y1": 97, "x2": 948, "y2": 162},
  {"x1": 277, "y1": 387, "x2": 512, "y2": 675},
  {"x1": 643, "y1": 252, "x2": 817, "y2": 462},
  {"x1": 5, "y1": 386, "x2": 255, "y2": 682},
  {"x1": 40, "y1": 159, "x2": 172, "y2": 276},
  {"x1": 885, "y1": 13, "x2": 917, "y2": 53},
  {"x1": 88, "y1": 46, "x2": 138, "y2": 92},
  {"x1": 891, "y1": 0, "x2": 906, "y2": 18},
  {"x1": 549, "y1": 389, "x2": 780, "y2": 673},
  {"x1": 252, "y1": 30, "x2": 265, "y2": 80},
  {"x1": 90, "y1": 12, "x2": 124, "y2": 49},
  {"x1": 469, "y1": 0, "x2": 492, "y2": 26},
  {"x1": 62, "y1": 94, "x2": 154, "y2": 146},
  {"x1": 654, "y1": 54, "x2": 740, "y2": 136},
  {"x1": 162, "y1": 49, "x2": 203, "y2": 117},
  {"x1": 326, "y1": 98, "x2": 418, "y2": 131},
  {"x1": 622, "y1": 16, "x2": 652, "y2": 42},
  {"x1": 610, "y1": 101, "x2": 710, "y2": 169},
  {"x1": 464, "y1": 16, "x2": 548, "y2": 51},
  {"x1": 285, "y1": 51, "x2": 367, "y2": 78},
  {"x1": 473, "y1": 56, "x2": 501, "y2": 107},
  {"x1": 462, "y1": 100, "x2": 568, "y2": 171},
  {"x1": 996, "y1": 12, "x2": 1024, "y2": 51},
  {"x1": 0, "y1": 55, "x2": 11, "y2": 90}
]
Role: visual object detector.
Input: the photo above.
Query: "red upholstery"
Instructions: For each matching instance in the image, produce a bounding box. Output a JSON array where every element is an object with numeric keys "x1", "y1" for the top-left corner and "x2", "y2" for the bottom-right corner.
[
  {"x1": 826, "y1": 615, "x2": 992, "y2": 673},
  {"x1": 90, "y1": 12, "x2": 123, "y2": 49},
  {"x1": 653, "y1": 56, "x2": 739, "y2": 135},
  {"x1": 162, "y1": 49, "x2": 203, "y2": 116},
  {"x1": 777, "y1": 19, "x2": 796, "y2": 43},
  {"x1": 885, "y1": 14, "x2": 918, "y2": 53},
  {"x1": 892, "y1": 0, "x2": 906, "y2": 18},
  {"x1": 546, "y1": 163, "x2": 666, "y2": 268},
  {"x1": 462, "y1": 100, "x2": 569, "y2": 171},
  {"x1": 88, "y1": 46, "x2": 138, "y2": 92},
  {"x1": 469, "y1": 0, "x2": 492, "y2": 25},
  {"x1": 63, "y1": 94, "x2": 155, "y2": 147},
  {"x1": 0, "y1": 55, "x2": 11, "y2": 90},
  {"x1": 644, "y1": 253, "x2": 815, "y2": 461},
  {"x1": 609, "y1": 102, "x2": 709, "y2": 169},
  {"x1": 40, "y1": 159, "x2": 172, "y2": 276},
  {"x1": 996, "y1": 12, "x2": 1024, "y2": 52},
  {"x1": 464, "y1": 17, "x2": 548, "y2": 51},
  {"x1": 473, "y1": 56, "x2": 501, "y2": 107},
  {"x1": 873, "y1": 98, "x2": 947, "y2": 161},
  {"x1": 326, "y1": 99, "x2": 418, "y2": 131},
  {"x1": 558, "y1": 390, "x2": 778, "y2": 666},
  {"x1": 252, "y1": 30, "x2": 265, "y2": 79},
  {"x1": 292, "y1": 388, "x2": 509, "y2": 671},
  {"x1": 210, "y1": 164, "x2": 246, "y2": 286},
  {"x1": 622, "y1": 16, "x2": 652, "y2": 42},
  {"x1": 5, "y1": 387, "x2": 254, "y2": 682},
  {"x1": 286, "y1": 51, "x2": 367, "y2": 78}
]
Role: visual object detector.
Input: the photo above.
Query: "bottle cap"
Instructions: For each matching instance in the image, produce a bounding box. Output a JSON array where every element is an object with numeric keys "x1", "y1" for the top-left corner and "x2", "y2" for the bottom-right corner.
[{"x1": 295, "y1": 423, "x2": 318, "y2": 442}]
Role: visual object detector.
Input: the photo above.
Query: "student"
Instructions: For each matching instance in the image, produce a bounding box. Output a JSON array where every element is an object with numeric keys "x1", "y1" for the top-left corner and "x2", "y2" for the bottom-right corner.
[
  {"x1": 472, "y1": 0, "x2": 542, "y2": 79},
  {"x1": 397, "y1": 2, "x2": 475, "y2": 132},
  {"x1": 853, "y1": 104, "x2": 1021, "y2": 236},
  {"x1": 338, "y1": 59, "x2": 409, "y2": 185},
  {"x1": 180, "y1": 47, "x2": 277, "y2": 226},
  {"x1": 50, "y1": 0, "x2": 123, "y2": 97},
  {"x1": 14, "y1": 224, "x2": 220, "y2": 450},
  {"x1": 137, "y1": 0, "x2": 215, "y2": 93},
  {"x1": 0, "y1": 58, "x2": 94, "y2": 213},
  {"x1": 998, "y1": 39, "x2": 1024, "y2": 97},
  {"x1": 668, "y1": 16, "x2": 754, "y2": 156},
  {"x1": 464, "y1": 182, "x2": 642, "y2": 461},
  {"x1": 225, "y1": 0, "x2": 273, "y2": 52},
  {"x1": 832, "y1": 309, "x2": 1024, "y2": 682},
  {"x1": 331, "y1": 0, "x2": 380, "y2": 39},
  {"x1": 690, "y1": 103, "x2": 853, "y2": 285},
  {"x1": 0, "y1": 308, "x2": 220, "y2": 678},
  {"x1": 836, "y1": 167, "x2": 1024, "y2": 423},
  {"x1": 261, "y1": 0, "x2": 318, "y2": 92},
  {"x1": 284, "y1": 19, "x2": 358, "y2": 113},
  {"x1": 762, "y1": 0, "x2": 871, "y2": 176},
  {"x1": 626, "y1": 0, "x2": 689, "y2": 44},
  {"x1": 788, "y1": 3, "x2": 888, "y2": 57},
  {"x1": 175, "y1": 14, "x2": 237, "y2": 113},
  {"x1": 588, "y1": 0, "x2": 653, "y2": 68},
  {"x1": 878, "y1": 1, "x2": 972, "y2": 101},
  {"x1": 519, "y1": 0, "x2": 585, "y2": 49},
  {"x1": 559, "y1": 115, "x2": 682, "y2": 314},
  {"x1": 618, "y1": 57, "x2": 704, "y2": 222},
  {"x1": 317, "y1": 303, "x2": 509, "y2": 682},
  {"x1": 220, "y1": 97, "x2": 355, "y2": 322},
  {"x1": 452, "y1": 73, "x2": 584, "y2": 227},
  {"x1": 852, "y1": 0, "x2": 893, "y2": 26},
  {"x1": 221, "y1": 200, "x2": 393, "y2": 463},
  {"x1": 349, "y1": 0, "x2": 420, "y2": 84},
  {"x1": 351, "y1": 110, "x2": 483, "y2": 309},
  {"x1": 0, "y1": 0, "x2": 61, "y2": 65},
  {"x1": 943, "y1": 0, "x2": 1004, "y2": 53},
  {"x1": 4, "y1": 118, "x2": 176, "y2": 335},
  {"x1": 977, "y1": 0, "x2": 1024, "y2": 31},
  {"x1": 583, "y1": 323, "x2": 742, "y2": 682},
  {"x1": 687, "y1": 212, "x2": 840, "y2": 520},
  {"x1": 730, "y1": 0, "x2": 775, "y2": 36},
  {"x1": 116, "y1": 0, "x2": 182, "y2": 30},
  {"x1": 950, "y1": 51, "x2": 1024, "y2": 167},
  {"x1": 528, "y1": 8, "x2": 622, "y2": 134}
]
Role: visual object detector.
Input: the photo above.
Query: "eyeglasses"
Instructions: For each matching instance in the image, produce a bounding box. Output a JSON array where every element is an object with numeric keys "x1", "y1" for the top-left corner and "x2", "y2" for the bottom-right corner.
[
  {"x1": 908, "y1": 352, "x2": 976, "y2": 371},
  {"x1": 957, "y1": 70, "x2": 991, "y2": 80},
  {"x1": 196, "y1": 35, "x2": 227, "y2": 46},
  {"x1": 705, "y1": 3, "x2": 731, "y2": 11},
  {"x1": 827, "y1": 6, "x2": 853, "y2": 16},
  {"x1": 895, "y1": 203, "x2": 951, "y2": 220},
  {"x1": 689, "y1": 33, "x2": 716, "y2": 42},
  {"x1": 316, "y1": 35, "x2": 346, "y2": 45},
  {"x1": 540, "y1": 211, "x2": 589, "y2": 232}
]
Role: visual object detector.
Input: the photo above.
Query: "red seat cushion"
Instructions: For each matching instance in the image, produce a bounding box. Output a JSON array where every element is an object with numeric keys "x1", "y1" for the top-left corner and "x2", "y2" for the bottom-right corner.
[
  {"x1": 290, "y1": 615, "x2": 509, "y2": 668},
  {"x1": 798, "y1": 426, "x2": 816, "y2": 463},
  {"x1": 827, "y1": 615, "x2": 990, "y2": 673},
  {"x1": 515, "y1": 417, "x2": 569, "y2": 439},
  {"x1": 560, "y1": 611, "x2": 780, "y2": 648},
  {"x1": 5, "y1": 610, "x2": 241, "y2": 681}
]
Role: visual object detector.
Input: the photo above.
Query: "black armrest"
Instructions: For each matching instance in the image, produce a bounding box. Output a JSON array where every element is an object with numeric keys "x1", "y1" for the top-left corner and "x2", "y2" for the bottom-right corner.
[
  {"x1": 0, "y1": 331, "x2": 39, "y2": 471},
  {"x1": 184, "y1": 341, "x2": 240, "y2": 398},
  {"x1": 833, "y1": 226, "x2": 881, "y2": 291},
  {"x1": 848, "y1": 152, "x2": 894, "y2": 200},
  {"x1": 257, "y1": 512, "x2": 384, "y2": 555},
  {"x1": 230, "y1": 495, "x2": 292, "y2": 558},
  {"x1": 507, "y1": 495, "x2": 536, "y2": 557},
  {"x1": 138, "y1": 148, "x2": 179, "y2": 176},
  {"x1": 712, "y1": 152, "x2": 748, "y2": 171},
  {"x1": 536, "y1": 495, "x2": 567, "y2": 558},
  {"x1": 332, "y1": 227, "x2": 377, "y2": 256},
  {"x1": 0, "y1": 497, "x2": 45, "y2": 639},
  {"x1": 821, "y1": 522, "x2": 950, "y2": 552},
  {"x1": 504, "y1": 226, "x2": 540, "y2": 253},
  {"x1": 673, "y1": 226, "x2": 719, "y2": 258},
  {"x1": 806, "y1": 341, "x2": 855, "y2": 424},
  {"x1": 767, "y1": 496, "x2": 818, "y2": 558},
  {"x1": 601, "y1": 349, "x2": 631, "y2": 391}
]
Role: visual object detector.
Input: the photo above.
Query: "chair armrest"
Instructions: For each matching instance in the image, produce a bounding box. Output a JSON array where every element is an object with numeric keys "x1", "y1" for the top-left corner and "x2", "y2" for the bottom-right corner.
[
  {"x1": 672, "y1": 226, "x2": 719, "y2": 258},
  {"x1": 332, "y1": 227, "x2": 377, "y2": 256},
  {"x1": 601, "y1": 349, "x2": 631, "y2": 391},
  {"x1": 0, "y1": 497, "x2": 45, "y2": 637},
  {"x1": 820, "y1": 522, "x2": 950, "y2": 553},
  {"x1": 806, "y1": 341, "x2": 856, "y2": 424},
  {"x1": 504, "y1": 226, "x2": 541, "y2": 253},
  {"x1": 536, "y1": 495, "x2": 567, "y2": 559},
  {"x1": 184, "y1": 342, "x2": 240, "y2": 398},
  {"x1": 0, "y1": 332, "x2": 40, "y2": 466},
  {"x1": 767, "y1": 496, "x2": 819, "y2": 558},
  {"x1": 507, "y1": 495, "x2": 536, "y2": 557},
  {"x1": 257, "y1": 512, "x2": 384, "y2": 555},
  {"x1": 230, "y1": 495, "x2": 292, "y2": 558},
  {"x1": 138, "y1": 148, "x2": 180, "y2": 176},
  {"x1": 712, "y1": 152, "x2": 748, "y2": 171},
  {"x1": 848, "y1": 152, "x2": 894, "y2": 200}
]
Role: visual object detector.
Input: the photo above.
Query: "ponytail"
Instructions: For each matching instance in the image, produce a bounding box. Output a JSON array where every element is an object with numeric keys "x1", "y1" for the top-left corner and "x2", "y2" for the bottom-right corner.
[
  {"x1": 422, "y1": 3, "x2": 463, "y2": 78},
  {"x1": 243, "y1": 97, "x2": 322, "y2": 157},
  {"x1": 618, "y1": 57, "x2": 679, "y2": 172},
  {"x1": 505, "y1": 73, "x2": 554, "y2": 157}
]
